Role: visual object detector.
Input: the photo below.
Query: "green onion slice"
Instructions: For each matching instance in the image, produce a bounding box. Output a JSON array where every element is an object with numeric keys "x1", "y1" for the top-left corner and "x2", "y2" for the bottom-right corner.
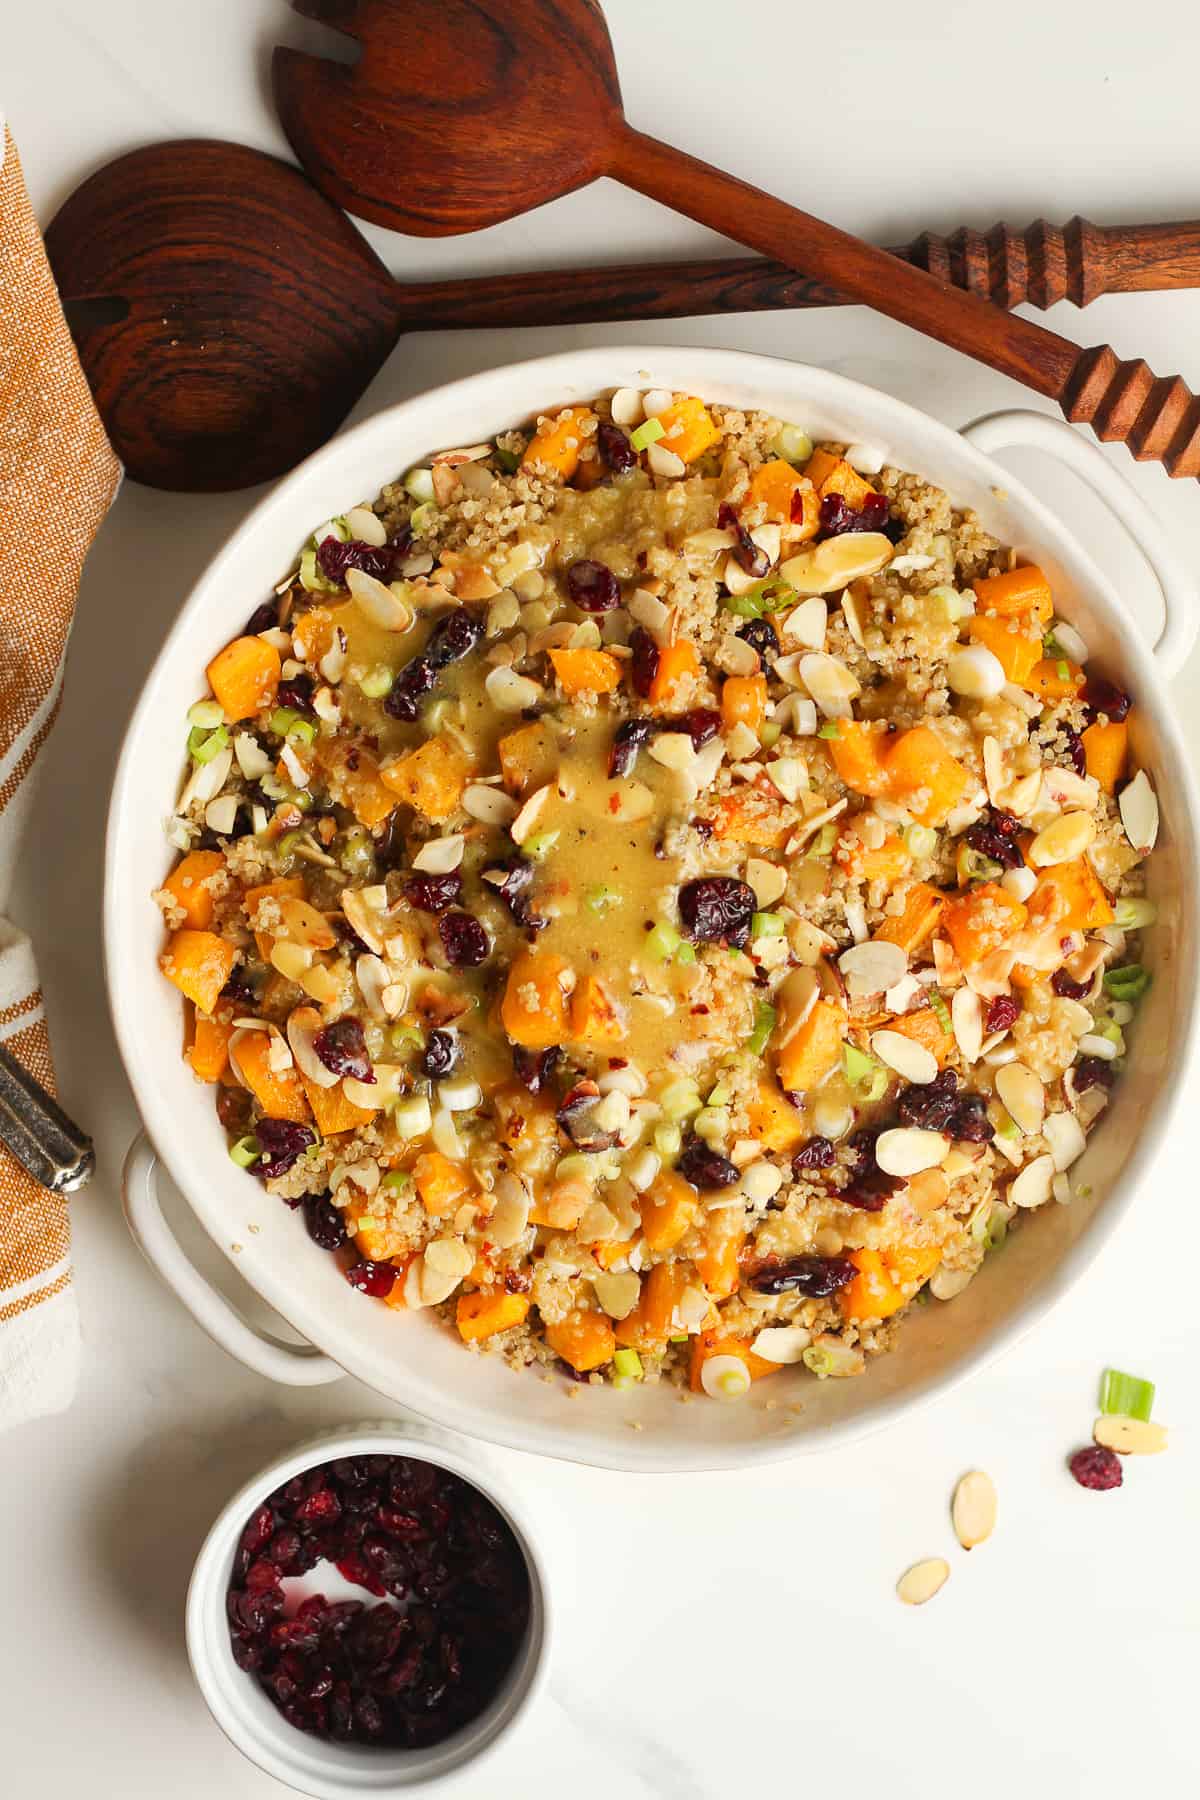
[
  {"x1": 1103, "y1": 964, "x2": 1150, "y2": 1000},
  {"x1": 229, "y1": 1136, "x2": 260, "y2": 1169},
  {"x1": 1099, "y1": 1367, "x2": 1155, "y2": 1421},
  {"x1": 188, "y1": 724, "x2": 230, "y2": 764},
  {"x1": 630, "y1": 417, "x2": 665, "y2": 451},
  {"x1": 1114, "y1": 896, "x2": 1156, "y2": 930},
  {"x1": 612, "y1": 1348, "x2": 643, "y2": 1381},
  {"x1": 816, "y1": 721, "x2": 841, "y2": 740},
  {"x1": 746, "y1": 1001, "x2": 777, "y2": 1058}
]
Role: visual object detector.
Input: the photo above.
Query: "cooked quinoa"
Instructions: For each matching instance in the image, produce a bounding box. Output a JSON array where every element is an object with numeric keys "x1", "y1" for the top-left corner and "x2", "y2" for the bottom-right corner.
[{"x1": 154, "y1": 388, "x2": 1159, "y2": 1401}]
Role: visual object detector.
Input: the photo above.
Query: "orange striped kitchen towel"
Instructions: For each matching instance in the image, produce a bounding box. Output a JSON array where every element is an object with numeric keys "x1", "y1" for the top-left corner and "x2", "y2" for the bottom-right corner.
[{"x1": 0, "y1": 115, "x2": 120, "y2": 1429}]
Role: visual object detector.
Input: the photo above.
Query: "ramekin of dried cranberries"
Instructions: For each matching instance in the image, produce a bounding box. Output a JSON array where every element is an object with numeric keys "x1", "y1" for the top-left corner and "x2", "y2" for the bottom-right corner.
[{"x1": 186, "y1": 1427, "x2": 550, "y2": 1796}]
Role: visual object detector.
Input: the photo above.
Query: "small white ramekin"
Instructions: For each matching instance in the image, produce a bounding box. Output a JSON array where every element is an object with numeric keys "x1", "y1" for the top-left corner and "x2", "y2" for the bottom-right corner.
[{"x1": 186, "y1": 1422, "x2": 552, "y2": 1797}]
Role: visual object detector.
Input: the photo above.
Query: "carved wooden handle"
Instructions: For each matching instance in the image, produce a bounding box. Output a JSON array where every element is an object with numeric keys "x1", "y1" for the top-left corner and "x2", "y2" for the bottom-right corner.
[{"x1": 904, "y1": 217, "x2": 1200, "y2": 309}]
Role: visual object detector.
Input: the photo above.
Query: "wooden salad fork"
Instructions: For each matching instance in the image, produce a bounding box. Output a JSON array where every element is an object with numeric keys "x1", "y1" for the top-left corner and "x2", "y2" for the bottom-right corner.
[{"x1": 273, "y1": 0, "x2": 1200, "y2": 482}]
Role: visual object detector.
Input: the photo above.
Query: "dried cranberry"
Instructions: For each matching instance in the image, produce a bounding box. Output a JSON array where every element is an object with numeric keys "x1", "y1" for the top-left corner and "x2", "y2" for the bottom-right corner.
[
  {"x1": 345, "y1": 1261, "x2": 397, "y2": 1299},
  {"x1": 383, "y1": 654, "x2": 438, "y2": 721},
  {"x1": 256, "y1": 1118, "x2": 317, "y2": 1181},
  {"x1": 597, "y1": 419, "x2": 636, "y2": 474},
  {"x1": 841, "y1": 1128, "x2": 903, "y2": 1212},
  {"x1": 1061, "y1": 724, "x2": 1087, "y2": 778},
  {"x1": 678, "y1": 876, "x2": 756, "y2": 947},
  {"x1": 629, "y1": 626, "x2": 661, "y2": 698},
  {"x1": 948, "y1": 1093, "x2": 994, "y2": 1143},
  {"x1": 964, "y1": 807, "x2": 1025, "y2": 871},
  {"x1": 609, "y1": 716, "x2": 659, "y2": 778},
  {"x1": 985, "y1": 995, "x2": 1019, "y2": 1034},
  {"x1": 1069, "y1": 1445, "x2": 1123, "y2": 1490},
  {"x1": 566, "y1": 558, "x2": 620, "y2": 613},
  {"x1": 731, "y1": 519, "x2": 769, "y2": 577},
  {"x1": 896, "y1": 1068, "x2": 959, "y2": 1131},
  {"x1": 748, "y1": 1254, "x2": 856, "y2": 1296},
  {"x1": 485, "y1": 859, "x2": 545, "y2": 934},
  {"x1": 421, "y1": 1030, "x2": 459, "y2": 1079},
  {"x1": 439, "y1": 911, "x2": 490, "y2": 967},
  {"x1": 556, "y1": 1082, "x2": 618, "y2": 1152},
  {"x1": 312, "y1": 1017, "x2": 374, "y2": 1084},
  {"x1": 316, "y1": 536, "x2": 396, "y2": 587},
  {"x1": 678, "y1": 1138, "x2": 739, "y2": 1189},
  {"x1": 217, "y1": 1084, "x2": 254, "y2": 1136},
  {"x1": 511, "y1": 1044, "x2": 559, "y2": 1092},
  {"x1": 244, "y1": 599, "x2": 280, "y2": 635},
  {"x1": 819, "y1": 491, "x2": 891, "y2": 537},
  {"x1": 304, "y1": 1193, "x2": 348, "y2": 1252},
  {"x1": 1073, "y1": 1055, "x2": 1115, "y2": 1094},
  {"x1": 737, "y1": 616, "x2": 776, "y2": 660},
  {"x1": 276, "y1": 673, "x2": 314, "y2": 713},
  {"x1": 1083, "y1": 674, "x2": 1131, "y2": 722},
  {"x1": 426, "y1": 608, "x2": 484, "y2": 670},
  {"x1": 404, "y1": 871, "x2": 463, "y2": 913},
  {"x1": 683, "y1": 707, "x2": 722, "y2": 749},
  {"x1": 792, "y1": 1137, "x2": 835, "y2": 1173},
  {"x1": 1052, "y1": 969, "x2": 1090, "y2": 1000}
]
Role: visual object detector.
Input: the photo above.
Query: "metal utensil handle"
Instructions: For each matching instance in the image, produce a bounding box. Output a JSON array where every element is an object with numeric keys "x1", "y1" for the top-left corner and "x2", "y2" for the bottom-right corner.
[{"x1": 0, "y1": 1040, "x2": 94, "y2": 1192}]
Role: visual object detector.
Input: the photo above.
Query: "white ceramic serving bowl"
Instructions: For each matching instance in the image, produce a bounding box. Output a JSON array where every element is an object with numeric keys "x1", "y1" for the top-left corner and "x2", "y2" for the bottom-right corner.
[
  {"x1": 112, "y1": 346, "x2": 1200, "y2": 1473},
  {"x1": 186, "y1": 1423, "x2": 552, "y2": 1797}
]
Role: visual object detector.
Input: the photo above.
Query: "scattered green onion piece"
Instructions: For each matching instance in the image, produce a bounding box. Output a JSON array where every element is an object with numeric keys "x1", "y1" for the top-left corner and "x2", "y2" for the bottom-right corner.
[
  {"x1": 381, "y1": 1169, "x2": 414, "y2": 1196},
  {"x1": 276, "y1": 828, "x2": 308, "y2": 864},
  {"x1": 929, "y1": 584, "x2": 968, "y2": 622},
  {"x1": 630, "y1": 417, "x2": 665, "y2": 451},
  {"x1": 287, "y1": 718, "x2": 316, "y2": 747},
  {"x1": 645, "y1": 921, "x2": 682, "y2": 963},
  {"x1": 269, "y1": 706, "x2": 301, "y2": 738},
  {"x1": 409, "y1": 501, "x2": 439, "y2": 535},
  {"x1": 299, "y1": 543, "x2": 342, "y2": 595},
  {"x1": 1099, "y1": 1367, "x2": 1155, "y2": 1421},
  {"x1": 187, "y1": 699, "x2": 225, "y2": 731},
  {"x1": 1103, "y1": 964, "x2": 1150, "y2": 1000},
  {"x1": 751, "y1": 911, "x2": 786, "y2": 940},
  {"x1": 963, "y1": 846, "x2": 1003, "y2": 882},
  {"x1": 585, "y1": 884, "x2": 624, "y2": 915},
  {"x1": 1056, "y1": 659, "x2": 1070, "y2": 681},
  {"x1": 1042, "y1": 631, "x2": 1065, "y2": 659},
  {"x1": 746, "y1": 1001, "x2": 777, "y2": 1058},
  {"x1": 985, "y1": 1209, "x2": 1009, "y2": 1252},
  {"x1": 1096, "y1": 1019, "x2": 1126, "y2": 1054},
  {"x1": 723, "y1": 591, "x2": 766, "y2": 619},
  {"x1": 760, "y1": 721, "x2": 782, "y2": 748},
  {"x1": 404, "y1": 466, "x2": 436, "y2": 504},
  {"x1": 669, "y1": 1334, "x2": 689, "y2": 1345},
  {"x1": 613, "y1": 1348, "x2": 644, "y2": 1381},
  {"x1": 817, "y1": 721, "x2": 841, "y2": 740},
  {"x1": 928, "y1": 989, "x2": 951, "y2": 1033},
  {"x1": 904, "y1": 823, "x2": 937, "y2": 859},
  {"x1": 807, "y1": 822, "x2": 838, "y2": 861},
  {"x1": 358, "y1": 665, "x2": 394, "y2": 700},
  {"x1": 761, "y1": 580, "x2": 796, "y2": 614},
  {"x1": 675, "y1": 942, "x2": 697, "y2": 966},
  {"x1": 842, "y1": 1043, "x2": 876, "y2": 1086},
  {"x1": 493, "y1": 446, "x2": 522, "y2": 474},
  {"x1": 1114, "y1": 896, "x2": 1157, "y2": 930},
  {"x1": 229, "y1": 1136, "x2": 260, "y2": 1169},
  {"x1": 862, "y1": 1067, "x2": 889, "y2": 1102},
  {"x1": 188, "y1": 724, "x2": 230, "y2": 764},
  {"x1": 802, "y1": 1344, "x2": 835, "y2": 1377},
  {"x1": 522, "y1": 829, "x2": 561, "y2": 861},
  {"x1": 653, "y1": 1123, "x2": 683, "y2": 1160},
  {"x1": 773, "y1": 425, "x2": 813, "y2": 465},
  {"x1": 389, "y1": 1023, "x2": 424, "y2": 1054}
]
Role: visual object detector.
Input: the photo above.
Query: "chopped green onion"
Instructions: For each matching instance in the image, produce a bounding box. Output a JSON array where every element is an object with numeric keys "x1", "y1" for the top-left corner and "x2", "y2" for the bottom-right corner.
[
  {"x1": 522, "y1": 829, "x2": 561, "y2": 861},
  {"x1": 188, "y1": 724, "x2": 229, "y2": 764},
  {"x1": 1114, "y1": 896, "x2": 1157, "y2": 930},
  {"x1": 1103, "y1": 964, "x2": 1150, "y2": 1000},
  {"x1": 585, "y1": 884, "x2": 624, "y2": 915},
  {"x1": 760, "y1": 721, "x2": 782, "y2": 748},
  {"x1": 1099, "y1": 1367, "x2": 1155, "y2": 1421},
  {"x1": 1056, "y1": 659, "x2": 1070, "y2": 681},
  {"x1": 773, "y1": 425, "x2": 813, "y2": 465},
  {"x1": 802, "y1": 1344, "x2": 836, "y2": 1377},
  {"x1": 862, "y1": 1067, "x2": 889, "y2": 1102},
  {"x1": 409, "y1": 501, "x2": 439, "y2": 535},
  {"x1": 904, "y1": 823, "x2": 937, "y2": 859},
  {"x1": 1096, "y1": 1018, "x2": 1126, "y2": 1054},
  {"x1": 929, "y1": 584, "x2": 969, "y2": 622},
  {"x1": 276, "y1": 828, "x2": 308, "y2": 864},
  {"x1": 381, "y1": 1169, "x2": 413, "y2": 1196},
  {"x1": 493, "y1": 445, "x2": 522, "y2": 475},
  {"x1": 751, "y1": 911, "x2": 786, "y2": 940},
  {"x1": 985, "y1": 1208, "x2": 1009, "y2": 1251},
  {"x1": 389, "y1": 1022, "x2": 424, "y2": 1054},
  {"x1": 807, "y1": 822, "x2": 838, "y2": 860},
  {"x1": 299, "y1": 543, "x2": 341, "y2": 595},
  {"x1": 269, "y1": 708, "x2": 318, "y2": 747},
  {"x1": 612, "y1": 1347, "x2": 643, "y2": 1381},
  {"x1": 187, "y1": 699, "x2": 225, "y2": 731},
  {"x1": 669, "y1": 1334, "x2": 689, "y2": 1345},
  {"x1": 404, "y1": 466, "x2": 436, "y2": 504},
  {"x1": 1042, "y1": 630, "x2": 1065, "y2": 659},
  {"x1": 229, "y1": 1136, "x2": 260, "y2": 1169},
  {"x1": 928, "y1": 989, "x2": 951, "y2": 1033},
  {"x1": 724, "y1": 591, "x2": 766, "y2": 619},
  {"x1": 630, "y1": 417, "x2": 665, "y2": 451},
  {"x1": 706, "y1": 1084, "x2": 731, "y2": 1108},
  {"x1": 645, "y1": 921, "x2": 682, "y2": 963},
  {"x1": 817, "y1": 721, "x2": 841, "y2": 740},
  {"x1": 746, "y1": 1000, "x2": 776, "y2": 1058},
  {"x1": 653, "y1": 1122, "x2": 682, "y2": 1159},
  {"x1": 761, "y1": 580, "x2": 796, "y2": 614},
  {"x1": 675, "y1": 942, "x2": 697, "y2": 966},
  {"x1": 842, "y1": 1042, "x2": 876, "y2": 1086},
  {"x1": 962, "y1": 846, "x2": 1003, "y2": 882},
  {"x1": 289, "y1": 718, "x2": 316, "y2": 746},
  {"x1": 358, "y1": 665, "x2": 394, "y2": 700}
]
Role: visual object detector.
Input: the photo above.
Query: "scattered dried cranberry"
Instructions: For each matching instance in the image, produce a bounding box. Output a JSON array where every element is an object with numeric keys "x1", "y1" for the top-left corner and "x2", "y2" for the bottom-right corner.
[
  {"x1": 1061, "y1": 723, "x2": 1087, "y2": 778},
  {"x1": 683, "y1": 707, "x2": 722, "y2": 749},
  {"x1": 841, "y1": 1128, "x2": 903, "y2": 1211},
  {"x1": 566, "y1": 558, "x2": 621, "y2": 613},
  {"x1": 678, "y1": 876, "x2": 756, "y2": 947},
  {"x1": 819, "y1": 491, "x2": 891, "y2": 537},
  {"x1": 345, "y1": 1261, "x2": 397, "y2": 1299},
  {"x1": 792, "y1": 1137, "x2": 835, "y2": 1173},
  {"x1": 748, "y1": 1254, "x2": 856, "y2": 1296},
  {"x1": 303, "y1": 1193, "x2": 348, "y2": 1253},
  {"x1": 276, "y1": 673, "x2": 314, "y2": 713},
  {"x1": 731, "y1": 519, "x2": 769, "y2": 577},
  {"x1": 383, "y1": 655, "x2": 438, "y2": 721},
  {"x1": 255, "y1": 1118, "x2": 317, "y2": 1181},
  {"x1": 629, "y1": 626, "x2": 661, "y2": 698},
  {"x1": 1052, "y1": 968, "x2": 1090, "y2": 1000},
  {"x1": 897, "y1": 1067, "x2": 959, "y2": 1131},
  {"x1": 1083, "y1": 674, "x2": 1131, "y2": 723},
  {"x1": 964, "y1": 807, "x2": 1025, "y2": 871},
  {"x1": 1072, "y1": 1055, "x2": 1115, "y2": 1094},
  {"x1": 312, "y1": 1017, "x2": 374, "y2": 1083},
  {"x1": 597, "y1": 419, "x2": 636, "y2": 475},
  {"x1": 421, "y1": 1030, "x2": 459, "y2": 1079},
  {"x1": 1069, "y1": 1445, "x2": 1123, "y2": 1490},
  {"x1": 678, "y1": 1138, "x2": 739, "y2": 1189},
  {"x1": 244, "y1": 599, "x2": 280, "y2": 635},
  {"x1": 486, "y1": 859, "x2": 545, "y2": 933},
  {"x1": 511, "y1": 1044, "x2": 560, "y2": 1093},
  {"x1": 438, "y1": 911, "x2": 490, "y2": 968},
  {"x1": 609, "y1": 716, "x2": 659, "y2": 778},
  {"x1": 404, "y1": 871, "x2": 462, "y2": 913},
  {"x1": 226, "y1": 1454, "x2": 530, "y2": 1748},
  {"x1": 427, "y1": 608, "x2": 484, "y2": 670},
  {"x1": 316, "y1": 536, "x2": 396, "y2": 587},
  {"x1": 949, "y1": 1093, "x2": 994, "y2": 1143},
  {"x1": 737, "y1": 616, "x2": 776, "y2": 660},
  {"x1": 985, "y1": 995, "x2": 1019, "y2": 1034}
]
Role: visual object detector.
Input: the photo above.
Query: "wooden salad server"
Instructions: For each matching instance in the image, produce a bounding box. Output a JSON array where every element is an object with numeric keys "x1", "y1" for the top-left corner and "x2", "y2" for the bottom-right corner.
[
  {"x1": 45, "y1": 139, "x2": 1200, "y2": 493},
  {"x1": 273, "y1": 0, "x2": 1200, "y2": 481}
]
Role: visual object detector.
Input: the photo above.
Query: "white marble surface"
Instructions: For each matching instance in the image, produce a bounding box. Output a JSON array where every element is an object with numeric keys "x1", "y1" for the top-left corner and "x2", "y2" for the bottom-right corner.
[{"x1": 4, "y1": 2, "x2": 1200, "y2": 1794}]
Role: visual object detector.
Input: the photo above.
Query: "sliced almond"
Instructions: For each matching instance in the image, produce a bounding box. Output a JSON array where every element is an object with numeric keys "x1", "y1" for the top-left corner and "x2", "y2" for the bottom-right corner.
[
  {"x1": 489, "y1": 1175, "x2": 531, "y2": 1249},
  {"x1": 593, "y1": 1269, "x2": 641, "y2": 1320},
  {"x1": 841, "y1": 583, "x2": 869, "y2": 647},
  {"x1": 412, "y1": 833, "x2": 464, "y2": 874},
  {"x1": 277, "y1": 896, "x2": 338, "y2": 951},
  {"x1": 1093, "y1": 1414, "x2": 1168, "y2": 1455},
  {"x1": 1119, "y1": 769, "x2": 1159, "y2": 852},
  {"x1": 463, "y1": 783, "x2": 519, "y2": 826},
  {"x1": 875, "y1": 1127, "x2": 950, "y2": 1177},
  {"x1": 342, "y1": 885, "x2": 387, "y2": 955},
  {"x1": 286, "y1": 1009, "x2": 339, "y2": 1088},
  {"x1": 930, "y1": 1264, "x2": 976, "y2": 1300},
  {"x1": 1004, "y1": 769, "x2": 1043, "y2": 818},
  {"x1": 871, "y1": 1029, "x2": 938, "y2": 1086},
  {"x1": 346, "y1": 566, "x2": 413, "y2": 632},
  {"x1": 648, "y1": 732, "x2": 697, "y2": 772},
  {"x1": 1028, "y1": 810, "x2": 1097, "y2": 867},
  {"x1": 1044, "y1": 1110, "x2": 1086, "y2": 1171},
  {"x1": 344, "y1": 505, "x2": 388, "y2": 547},
  {"x1": 484, "y1": 664, "x2": 543, "y2": 712},
  {"x1": 839, "y1": 938, "x2": 909, "y2": 998},
  {"x1": 510, "y1": 783, "x2": 552, "y2": 846},
  {"x1": 778, "y1": 594, "x2": 828, "y2": 650},
  {"x1": 951, "y1": 985, "x2": 984, "y2": 1064},
  {"x1": 995, "y1": 1062, "x2": 1045, "y2": 1135},
  {"x1": 746, "y1": 857, "x2": 787, "y2": 908},
  {"x1": 609, "y1": 387, "x2": 643, "y2": 427},
  {"x1": 419, "y1": 1237, "x2": 474, "y2": 1306},
  {"x1": 749, "y1": 1325, "x2": 812, "y2": 1364},
  {"x1": 1008, "y1": 1152, "x2": 1055, "y2": 1209},
  {"x1": 982, "y1": 736, "x2": 1007, "y2": 807},
  {"x1": 951, "y1": 1470, "x2": 997, "y2": 1549},
  {"x1": 781, "y1": 531, "x2": 893, "y2": 595},
  {"x1": 896, "y1": 1558, "x2": 950, "y2": 1606},
  {"x1": 766, "y1": 757, "x2": 808, "y2": 803},
  {"x1": 647, "y1": 442, "x2": 686, "y2": 479},
  {"x1": 798, "y1": 651, "x2": 861, "y2": 720}
]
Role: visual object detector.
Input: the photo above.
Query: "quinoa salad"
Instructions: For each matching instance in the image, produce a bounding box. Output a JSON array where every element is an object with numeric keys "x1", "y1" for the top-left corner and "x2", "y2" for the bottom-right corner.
[{"x1": 155, "y1": 387, "x2": 1161, "y2": 1401}]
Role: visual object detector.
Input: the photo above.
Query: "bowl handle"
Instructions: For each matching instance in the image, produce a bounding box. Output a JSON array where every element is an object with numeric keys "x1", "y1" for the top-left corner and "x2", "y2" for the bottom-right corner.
[
  {"x1": 960, "y1": 408, "x2": 1197, "y2": 677},
  {"x1": 122, "y1": 1133, "x2": 343, "y2": 1386}
]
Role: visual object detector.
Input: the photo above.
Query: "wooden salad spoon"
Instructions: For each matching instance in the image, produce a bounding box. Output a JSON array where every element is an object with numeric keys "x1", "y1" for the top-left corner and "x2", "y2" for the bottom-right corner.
[
  {"x1": 45, "y1": 140, "x2": 1200, "y2": 494},
  {"x1": 273, "y1": 0, "x2": 1200, "y2": 481}
]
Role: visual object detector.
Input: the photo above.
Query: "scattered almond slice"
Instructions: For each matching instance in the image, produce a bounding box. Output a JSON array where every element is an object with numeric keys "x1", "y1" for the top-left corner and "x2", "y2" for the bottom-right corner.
[
  {"x1": 1093, "y1": 1414, "x2": 1168, "y2": 1455},
  {"x1": 951, "y1": 1470, "x2": 997, "y2": 1549},
  {"x1": 896, "y1": 1558, "x2": 950, "y2": 1606},
  {"x1": 1119, "y1": 769, "x2": 1159, "y2": 852}
]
